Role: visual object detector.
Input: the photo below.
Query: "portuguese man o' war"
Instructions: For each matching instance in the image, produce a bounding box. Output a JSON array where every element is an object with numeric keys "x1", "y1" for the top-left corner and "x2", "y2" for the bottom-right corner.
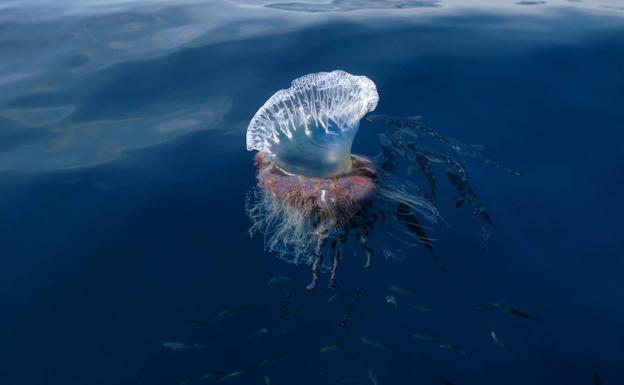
[{"x1": 246, "y1": 70, "x2": 521, "y2": 290}]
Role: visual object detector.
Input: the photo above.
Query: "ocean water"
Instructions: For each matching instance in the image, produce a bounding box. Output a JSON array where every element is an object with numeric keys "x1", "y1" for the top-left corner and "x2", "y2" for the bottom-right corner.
[{"x1": 1, "y1": 1, "x2": 623, "y2": 384}]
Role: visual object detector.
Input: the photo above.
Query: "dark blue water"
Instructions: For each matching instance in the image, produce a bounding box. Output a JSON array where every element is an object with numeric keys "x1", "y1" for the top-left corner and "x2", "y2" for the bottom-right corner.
[{"x1": 1, "y1": 1, "x2": 623, "y2": 384}]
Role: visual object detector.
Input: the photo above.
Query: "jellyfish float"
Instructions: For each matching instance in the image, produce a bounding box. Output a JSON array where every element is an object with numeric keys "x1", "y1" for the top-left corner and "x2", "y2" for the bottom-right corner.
[{"x1": 246, "y1": 70, "x2": 520, "y2": 290}]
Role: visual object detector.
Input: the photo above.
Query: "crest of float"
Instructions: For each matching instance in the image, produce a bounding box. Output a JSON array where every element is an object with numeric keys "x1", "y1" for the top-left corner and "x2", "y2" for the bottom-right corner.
[
  {"x1": 246, "y1": 70, "x2": 379, "y2": 177},
  {"x1": 246, "y1": 70, "x2": 515, "y2": 293}
]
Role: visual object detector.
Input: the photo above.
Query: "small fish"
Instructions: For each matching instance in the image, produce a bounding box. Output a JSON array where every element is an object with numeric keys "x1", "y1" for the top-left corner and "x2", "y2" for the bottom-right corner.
[
  {"x1": 470, "y1": 144, "x2": 486, "y2": 152},
  {"x1": 475, "y1": 301, "x2": 539, "y2": 322},
  {"x1": 506, "y1": 307, "x2": 540, "y2": 322},
  {"x1": 247, "y1": 328, "x2": 271, "y2": 340},
  {"x1": 395, "y1": 203, "x2": 445, "y2": 272},
  {"x1": 163, "y1": 342, "x2": 207, "y2": 352},
  {"x1": 281, "y1": 292, "x2": 292, "y2": 318},
  {"x1": 258, "y1": 352, "x2": 293, "y2": 368},
  {"x1": 360, "y1": 337, "x2": 391, "y2": 352},
  {"x1": 218, "y1": 305, "x2": 254, "y2": 317},
  {"x1": 440, "y1": 378, "x2": 457, "y2": 385},
  {"x1": 480, "y1": 225, "x2": 491, "y2": 251},
  {"x1": 411, "y1": 332, "x2": 447, "y2": 341},
  {"x1": 339, "y1": 288, "x2": 363, "y2": 329},
  {"x1": 284, "y1": 308, "x2": 305, "y2": 319},
  {"x1": 446, "y1": 170, "x2": 493, "y2": 226},
  {"x1": 593, "y1": 371, "x2": 601, "y2": 385},
  {"x1": 439, "y1": 343, "x2": 466, "y2": 355},
  {"x1": 219, "y1": 371, "x2": 243, "y2": 382},
  {"x1": 384, "y1": 294, "x2": 398, "y2": 309},
  {"x1": 412, "y1": 305, "x2": 433, "y2": 313},
  {"x1": 320, "y1": 344, "x2": 350, "y2": 353},
  {"x1": 490, "y1": 331, "x2": 512, "y2": 351},
  {"x1": 377, "y1": 134, "x2": 398, "y2": 172},
  {"x1": 179, "y1": 371, "x2": 226, "y2": 385},
  {"x1": 368, "y1": 368, "x2": 380, "y2": 385},
  {"x1": 268, "y1": 276, "x2": 291, "y2": 286},
  {"x1": 475, "y1": 301, "x2": 504, "y2": 310},
  {"x1": 388, "y1": 285, "x2": 415, "y2": 296},
  {"x1": 328, "y1": 292, "x2": 353, "y2": 303},
  {"x1": 411, "y1": 152, "x2": 437, "y2": 201},
  {"x1": 263, "y1": 376, "x2": 272, "y2": 385},
  {"x1": 184, "y1": 320, "x2": 215, "y2": 329},
  {"x1": 179, "y1": 375, "x2": 205, "y2": 385}
]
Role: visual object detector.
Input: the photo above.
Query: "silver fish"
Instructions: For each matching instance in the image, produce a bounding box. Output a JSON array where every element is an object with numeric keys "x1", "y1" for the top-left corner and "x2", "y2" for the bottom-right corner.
[
  {"x1": 411, "y1": 332, "x2": 447, "y2": 341},
  {"x1": 320, "y1": 344, "x2": 350, "y2": 353},
  {"x1": 219, "y1": 371, "x2": 243, "y2": 382},
  {"x1": 384, "y1": 294, "x2": 398, "y2": 309},
  {"x1": 179, "y1": 371, "x2": 227, "y2": 385},
  {"x1": 258, "y1": 352, "x2": 293, "y2": 368},
  {"x1": 218, "y1": 305, "x2": 254, "y2": 317},
  {"x1": 328, "y1": 292, "x2": 354, "y2": 303},
  {"x1": 368, "y1": 368, "x2": 380, "y2": 385},
  {"x1": 268, "y1": 276, "x2": 291, "y2": 286},
  {"x1": 360, "y1": 337, "x2": 390, "y2": 352},
  {"x1": 490, "y1": 331, "x2": 512, "y2": 351},
  {"x1": 184, "y1": 320, "x2": 215, "y2": 329},
  {"x1": 163, "y1": 342, "x2": 207, "y2": 352},
  {"x1": 412, "y1": 305, "x2": 433, "y2": 313},
  {"x1": 476, "y1": 301, "x2": 539, "y2": 321},
  {"x1": 388, "y1": 285, "x2": 415, "y2": 296},
  {"x1": 506, "y1": 307, "x2": 540, "y2": 322},
  {"x1": 439, "y1": 343, "x2": 466, "y2": 355},
  {"x1": 284, "y1": 308, "x2": 305, "y2": 319},
  {"x1": 474, "y1": 301, "x2": 504, "y2": 310},
  {"x1": 247, "y1": 328, "x2": 271, "y2": 340}
]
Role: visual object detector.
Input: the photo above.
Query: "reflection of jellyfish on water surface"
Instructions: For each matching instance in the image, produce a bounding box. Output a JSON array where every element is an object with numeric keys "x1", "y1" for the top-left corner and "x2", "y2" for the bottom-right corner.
[{"x1": 246, "y1": 70, "x2": 521, "y2": 290}]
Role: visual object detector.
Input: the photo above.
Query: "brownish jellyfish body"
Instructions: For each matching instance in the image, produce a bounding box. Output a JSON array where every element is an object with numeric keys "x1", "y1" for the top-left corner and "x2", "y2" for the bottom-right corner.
[
  {"x1": 256, "y1": 152, "x2": 377, "y2": 220},
  {"x1": 254, "y1": 152, "x2": 379, "y2": 290}
]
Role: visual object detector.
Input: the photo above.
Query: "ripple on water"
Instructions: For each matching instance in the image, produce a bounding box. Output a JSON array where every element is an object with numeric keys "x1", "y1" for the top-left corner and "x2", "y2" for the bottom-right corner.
[
  {"x1": 266, "y1": 0, "x2": 440, "y2": 12},
  {"x1": 0, "y1": 106, "x2": 75, "y2": 127}
]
